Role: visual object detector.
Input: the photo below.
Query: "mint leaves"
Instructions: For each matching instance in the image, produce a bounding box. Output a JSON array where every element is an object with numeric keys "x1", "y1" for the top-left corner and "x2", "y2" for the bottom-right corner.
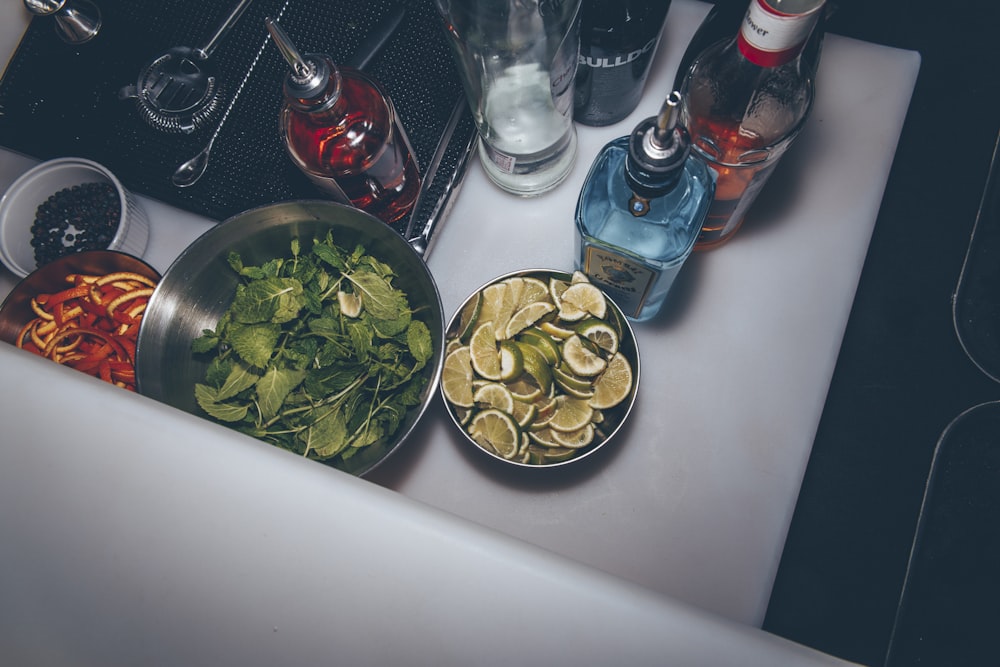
[{"x1": 192, "y1": 231, "x2": 433, "y2": 469}]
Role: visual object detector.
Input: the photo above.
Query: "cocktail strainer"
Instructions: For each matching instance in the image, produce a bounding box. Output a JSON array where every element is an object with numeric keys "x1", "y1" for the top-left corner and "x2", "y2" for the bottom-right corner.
[{"x1": 118, "y1": 0, "x2": 253, "y2": 134}]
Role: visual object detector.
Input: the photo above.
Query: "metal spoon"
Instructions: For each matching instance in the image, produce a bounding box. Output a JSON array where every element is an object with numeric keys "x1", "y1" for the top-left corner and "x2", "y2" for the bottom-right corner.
[{"x1": 171, "y1": 1, "x2": 282, "y2": 188}]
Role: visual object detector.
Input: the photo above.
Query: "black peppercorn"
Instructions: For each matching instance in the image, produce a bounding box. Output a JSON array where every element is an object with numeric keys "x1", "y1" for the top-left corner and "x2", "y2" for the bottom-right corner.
[{"x1": 30, "y1": 181, "x2": 121, "y2": 267}]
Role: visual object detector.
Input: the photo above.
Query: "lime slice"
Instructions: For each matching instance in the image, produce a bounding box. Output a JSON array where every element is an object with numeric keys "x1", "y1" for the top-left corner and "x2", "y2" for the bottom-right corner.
[
  {"x1": 513, "y1": 276, "x2": 550, "y2": 308},
  {"x1": 506, "y1": 377, "x2": 543, "y2": 403},
  {"x1": 441, "y1": 346, "x2": 475, "y2": 408},
  {"x1": 562, "y1": 334, "x2": 608, "y2": 377},
  {"x1": 551, "y1": 422, "x2": 595, "y2": 449},
  {"x1": 468, "y1": 409, "x2": 521, "y2": 459},
  {"x1": 528, "y1": 445, "x2": 579, "y2": 464},
  {"x1": 570, "y1": 270, "x2": 591, "y2": 284},
  {"x1": 515, "y1": 340, "x2": 553, "y2": 396},
  {"x1": 456, "y1": 290, "x2": 483, "y2": 342},
  {"x1": 589, "y1": 352, "x2": 634, "y2": 410},
  {"x1": 479, "y1": 283, "x2": 515, "y2": 340},
  {"x1": 498, "y1": 339, "x2": 524, "y2": 381},
  {"x1": 337, "y1": 291, "x2": 363, "y2": 318},
  {"x1": 445, "y1": 337, "x2": 465, "y2": 356},
  {"x1": 560, "y1": 282, "x2": 607, "y2": 320},
  {"x1": 557, "y1": 299, "x2": 588, "y2": 322},
  {"x1": 469, "y1": 321, "x2": 501, "y2": 380},
  {"x1": 454, "y1": 406, "x2": 472, "y2": 426},
  {"x1": 528, "y1": 427, "x2": 563, "y2": 448},
  {"x1": 548, "y1": 276, "x2": 570, "y2": 308},
  {"x1": 504, "y1": 301, "x2": 555, "y2": 339},
  {"x1": 518, "y1": 327, "x2": 561, "y2": 366},
  {"x1": 547, "y1": 395, "x2": 595, "y2": 433},
  {"x1": 473, "y1": 382, "x2": 515, "y2": 414},
  {"x1": 552, "y1": 365, "x2": 595, "y2": 399},
  {"x1": 530, "y1": 396, "x2": 558, "y2": 430},
  {"x1": 539, "y1": 320, "x2": 576, "y2": 340},
  {"x1": 576, "y1": 318, "x2": 619, "y2": 355},
  {"x1": 511, "y1": 400, "x2": 539, "y2": 428}
]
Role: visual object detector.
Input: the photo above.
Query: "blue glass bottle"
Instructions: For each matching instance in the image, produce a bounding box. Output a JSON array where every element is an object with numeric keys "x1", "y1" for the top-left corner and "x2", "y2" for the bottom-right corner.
[{"x1": 575, "y1": 92, "x2": 714, "y2": 321}]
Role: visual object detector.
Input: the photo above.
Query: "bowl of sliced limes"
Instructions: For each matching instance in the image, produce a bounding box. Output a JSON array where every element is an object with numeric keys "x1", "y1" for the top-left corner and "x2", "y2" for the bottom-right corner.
[{"x1": 441, "y1": 269, "x2": 639, "y2": 468}]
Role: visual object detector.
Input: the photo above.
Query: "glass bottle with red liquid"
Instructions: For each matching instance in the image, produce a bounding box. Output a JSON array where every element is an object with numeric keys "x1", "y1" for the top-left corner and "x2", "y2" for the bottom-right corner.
[
  {"x1": 266, "y1": 18, "x2": 420, "y2": 226},
  {"x1": 678, "y1": 0, "x2": 826, "y2": 249}
]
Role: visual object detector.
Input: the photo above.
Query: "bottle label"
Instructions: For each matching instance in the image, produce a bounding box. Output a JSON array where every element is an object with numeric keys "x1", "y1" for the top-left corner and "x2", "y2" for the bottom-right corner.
[
  {"x1": 738, "y1": 0, "x2": 822, "y2": 67},
  {"x1": 583, "y1": 246, "x2": 656, "y2": 319},
  {"x1": 578, "y1": 37, "x2": 660, "y2": 70},
  {"x1": 482, "y1": 143, "x2": 517, "y2": 174}
]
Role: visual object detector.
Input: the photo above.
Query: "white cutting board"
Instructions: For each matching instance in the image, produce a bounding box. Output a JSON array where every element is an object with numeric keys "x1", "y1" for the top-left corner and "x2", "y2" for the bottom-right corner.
[{"x1": 0, "y1": 0, "x2": 916, "y2": 663}]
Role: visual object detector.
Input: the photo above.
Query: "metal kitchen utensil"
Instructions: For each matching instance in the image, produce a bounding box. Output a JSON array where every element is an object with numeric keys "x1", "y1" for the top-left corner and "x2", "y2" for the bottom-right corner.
[
  {"x1": 172, "y1": 3, "x2": 405, "y2": 189},
  {"x1": 118, "y1": 0, "x2": 254, "y2": 134},
  {"x1": 23, "y1": 0, "x2": 102, "y2": 45}
]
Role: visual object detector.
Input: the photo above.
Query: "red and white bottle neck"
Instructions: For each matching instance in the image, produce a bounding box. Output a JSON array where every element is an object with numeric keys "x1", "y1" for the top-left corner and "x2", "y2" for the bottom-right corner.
[{"x1": 737, "y1": 0, "x2": 824, "y2": 67}]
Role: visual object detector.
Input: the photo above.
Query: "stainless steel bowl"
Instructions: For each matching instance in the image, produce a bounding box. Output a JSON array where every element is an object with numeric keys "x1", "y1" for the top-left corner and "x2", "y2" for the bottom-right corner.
[
  {"x1": 135, "y1": 200, "x2": 445, "y2": 477},
  {"x1": 441, "y1": 268, "x2": 640, "y2": 469}
]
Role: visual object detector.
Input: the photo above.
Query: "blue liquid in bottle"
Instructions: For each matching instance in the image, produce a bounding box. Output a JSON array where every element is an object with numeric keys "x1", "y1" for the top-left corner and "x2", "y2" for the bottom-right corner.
[{"x1": 575, "y1": 93, "x2": 715, "y2": 321}]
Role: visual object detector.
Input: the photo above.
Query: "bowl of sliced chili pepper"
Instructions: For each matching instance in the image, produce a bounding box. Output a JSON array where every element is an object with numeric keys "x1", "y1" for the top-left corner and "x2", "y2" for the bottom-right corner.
[{"x1": 0, "y1": 249, "x2": 160, "y2": 391}]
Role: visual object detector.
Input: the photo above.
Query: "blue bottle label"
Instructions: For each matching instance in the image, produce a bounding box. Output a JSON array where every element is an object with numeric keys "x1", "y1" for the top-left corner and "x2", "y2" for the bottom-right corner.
[{"x1": 583, "y1": 245, "x2": 656, "y2": 318}]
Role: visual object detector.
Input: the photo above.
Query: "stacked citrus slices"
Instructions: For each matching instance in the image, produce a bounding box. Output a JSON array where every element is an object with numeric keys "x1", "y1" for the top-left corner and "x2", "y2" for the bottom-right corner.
[{"x1": 441, "y1": 270, "x2": 638, "y2": 466}]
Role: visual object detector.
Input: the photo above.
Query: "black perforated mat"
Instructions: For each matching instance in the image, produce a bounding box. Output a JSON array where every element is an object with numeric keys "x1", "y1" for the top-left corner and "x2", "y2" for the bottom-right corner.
[{"x1": 0, "y1": 0, "x2": 476, "y2": 240}]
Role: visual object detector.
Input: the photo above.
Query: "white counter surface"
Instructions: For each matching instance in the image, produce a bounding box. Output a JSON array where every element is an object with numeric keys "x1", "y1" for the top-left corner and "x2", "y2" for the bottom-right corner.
[{"x1": 0, "y1": 1, "x2": 919, "y2": 664}]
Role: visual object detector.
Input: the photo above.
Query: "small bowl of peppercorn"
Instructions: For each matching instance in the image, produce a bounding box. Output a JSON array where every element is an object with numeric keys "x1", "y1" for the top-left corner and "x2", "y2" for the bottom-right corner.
[{"x1": 0, "y1": 157, "x2": 149, "y2": 278}]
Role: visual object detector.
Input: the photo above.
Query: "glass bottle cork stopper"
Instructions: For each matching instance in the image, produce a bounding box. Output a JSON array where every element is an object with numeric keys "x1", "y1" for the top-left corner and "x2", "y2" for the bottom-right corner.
[{"x1": 266, "y1": 17, "x2": 336, "y2": 101}]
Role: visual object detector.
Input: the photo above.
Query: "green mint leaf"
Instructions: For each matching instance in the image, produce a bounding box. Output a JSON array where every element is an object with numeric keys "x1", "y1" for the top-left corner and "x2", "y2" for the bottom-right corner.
[
  {"x1": 305, "y1": 405, "x2": 349, "y2": 459},
  {"x1": 256, "y1": 366, "x2": 306, "y2": 421},
  {"x1": 407, "y1": 320, "x2": 433, "y2": 366},
  {"x1": 312, "y1": 241, "x2": 347, "y2": 271},
  {"x1": 229, "y1": 322, "x2": 281, "y2": 368},
  {"x1": 195, "y1": 384, "x2": 250, "y2": 422},
  {"x1": 226, "y1": 251, "x2": 244, "y2": 274},
  {"x1": 192, "y1": 331, "x2": 219, "y2": 354},
  {"x1": 216, "y1": 361, "x2": 260, "y2": 401},
  {"x1": 231, "y1": 278, "x2": 303, "y2": 324},
  {"x1": 347, "y1": 321, "x2": 372, "y2": 363},
  {"x1": 346, "y1": 271, "x2": 407, "y2": 322}
]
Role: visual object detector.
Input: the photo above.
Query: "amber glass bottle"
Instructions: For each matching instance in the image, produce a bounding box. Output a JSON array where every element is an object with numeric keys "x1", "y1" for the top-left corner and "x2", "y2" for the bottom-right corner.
[{"x1": 678, "y1": 0, "x2": 825, "y2": 249}]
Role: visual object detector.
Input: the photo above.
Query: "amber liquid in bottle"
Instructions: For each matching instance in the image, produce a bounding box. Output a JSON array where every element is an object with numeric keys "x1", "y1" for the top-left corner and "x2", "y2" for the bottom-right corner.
[
  {"x1": 684, "y1": 115, "x2": 781, "y2": 249},
  {"x1": 283, "y1": 67, "x2": 420, "y2": 225}
]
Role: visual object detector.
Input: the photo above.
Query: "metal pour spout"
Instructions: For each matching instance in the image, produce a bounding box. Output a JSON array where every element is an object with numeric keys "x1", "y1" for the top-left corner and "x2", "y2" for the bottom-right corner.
[
  {"x1": 265, "y1": 17, "x2": 313, "y2": 80},
  {"x1": 650, "y1": 91, "x2": 682, "y2": 152}
]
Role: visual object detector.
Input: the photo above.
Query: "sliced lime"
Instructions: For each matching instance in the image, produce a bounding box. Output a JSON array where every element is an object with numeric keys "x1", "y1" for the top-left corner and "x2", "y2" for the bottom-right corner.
[
  {"x1": 468, "y1": 408, "x2": 521, "y2": 459},
  {"x1": 576, "y1": 318, "x2": 619, "y2": 355},
  {"x1": 504, "y1": 301, "x2": 555, "y2": 339},
  {"x1": 589, "y1": 352, "x2": 634, "y2": 410},
  {"x1": 441, "y1": 346, "x2": 475, "y2": 408},
  {"x1": 562, "y1": 334, "x2": 608, "y2": 377},
  {"x1": 473, "y1": 382, "x2": 515, "y2": 414},
  {"x1": 469, "y1": 321, "x2": 501, "y2": 380}
]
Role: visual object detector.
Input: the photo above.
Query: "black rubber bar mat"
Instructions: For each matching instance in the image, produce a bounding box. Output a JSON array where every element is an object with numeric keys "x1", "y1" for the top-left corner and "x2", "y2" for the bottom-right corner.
[
  {"x1": 884, "y1": 401, "x2": 1000, "y2": 666},
  {"x1": 0, "y1": 0, "x2": 476, "y2": 241},
  {"x1": 954, "y1": 131, "x2": 1000, "y2": 382}
]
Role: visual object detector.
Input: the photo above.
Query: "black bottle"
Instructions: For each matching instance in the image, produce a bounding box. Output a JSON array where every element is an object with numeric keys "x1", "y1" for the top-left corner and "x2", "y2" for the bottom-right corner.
[{"x1": 573, "y1": 0, "x2": 673, "y2": 127}]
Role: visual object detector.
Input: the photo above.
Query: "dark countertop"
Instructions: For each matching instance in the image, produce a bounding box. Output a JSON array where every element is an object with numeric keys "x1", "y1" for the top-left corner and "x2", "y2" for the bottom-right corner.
[{"x1": 762, "y1": 0, "x2": 1000, "y2": 665}]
